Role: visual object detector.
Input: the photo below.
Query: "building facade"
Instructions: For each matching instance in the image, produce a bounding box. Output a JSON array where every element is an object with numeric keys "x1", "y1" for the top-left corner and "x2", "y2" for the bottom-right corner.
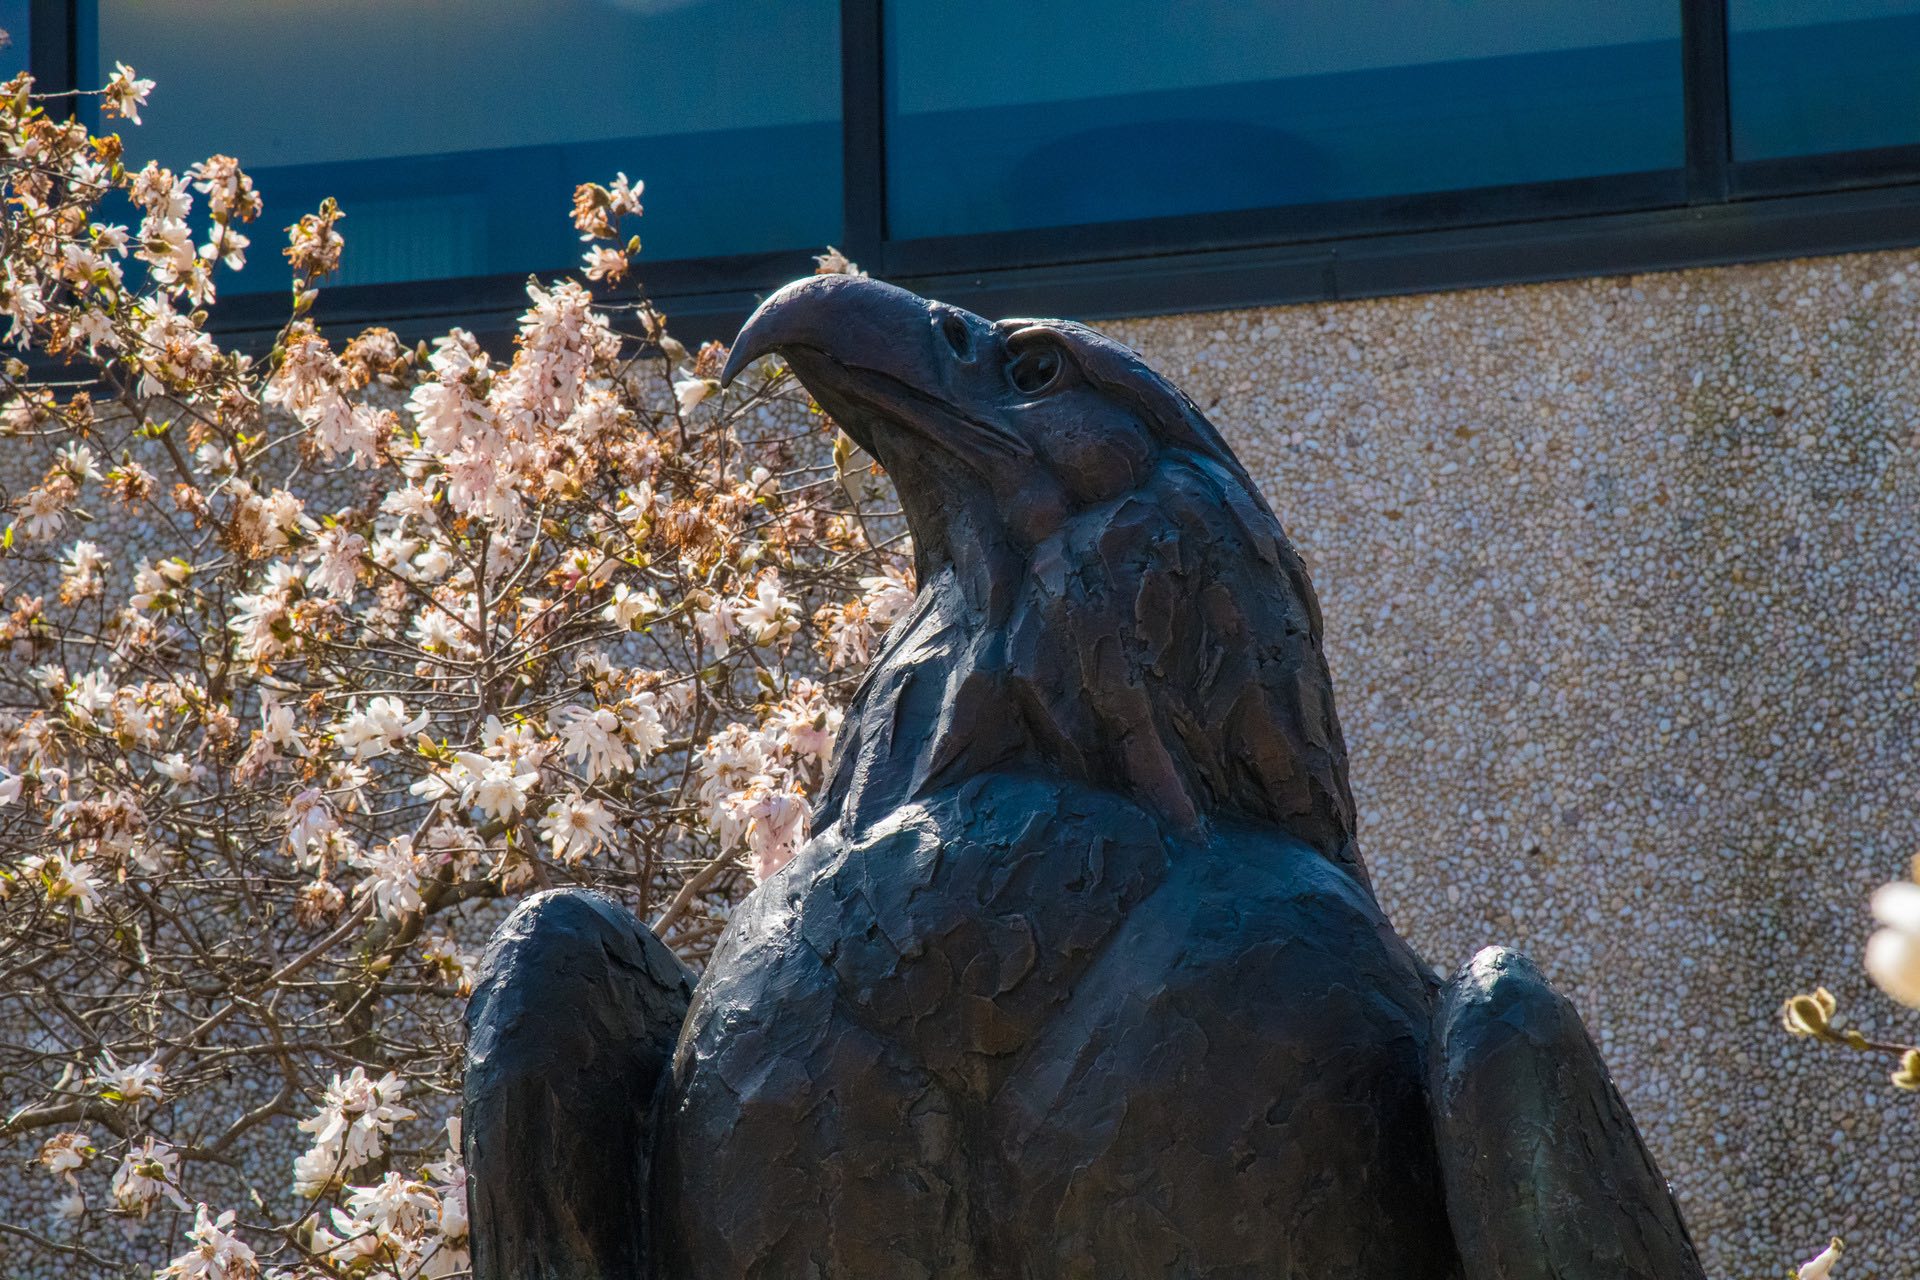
[{"x1": 16, "y1": 1, "x2": 1920, "y2": 1272}]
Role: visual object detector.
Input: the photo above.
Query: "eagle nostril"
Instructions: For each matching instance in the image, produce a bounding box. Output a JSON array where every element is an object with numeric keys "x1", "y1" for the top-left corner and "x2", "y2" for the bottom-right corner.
[{"x1": 938, "y1": 312, "x2": 973, "y2": 360}]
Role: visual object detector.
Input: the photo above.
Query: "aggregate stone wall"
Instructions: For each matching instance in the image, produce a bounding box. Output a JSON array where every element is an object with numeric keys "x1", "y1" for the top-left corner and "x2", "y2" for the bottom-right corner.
[{"x1": 1104, "y1": 247, "x2": 1920, "y2": 1277}]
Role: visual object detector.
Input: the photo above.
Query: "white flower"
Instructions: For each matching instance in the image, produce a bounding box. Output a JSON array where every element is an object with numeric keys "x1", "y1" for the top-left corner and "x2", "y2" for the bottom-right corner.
[
  {"x1": 293, "y1": 1142, "x2": 343, "y2": 1199},
  {"x1": 350, "y1": 835, "x2": 425, "y2": 920},
  {"x1": 284, "y1": 788, "x2": 338, "y2": 866},
  {"x1": 452, "y1": 751, "x2": 538, "y2": 821},
  {"x1": 20, "y1": 851, "x2": 104, "y2": 916},
  {"x1": 673, "y1": 375, "x2": 714, "y2": 414},
  {"x1": 64, "y1": 669, "x2": 114, "y2": 728},
  {"x1": 154, "y1": 752, "x2": 195, "y2": 783},
  {"x1": 229, "y1": 562, "x2": 301, "y2": 662},
  {"x1": 693, "y1": 596, "x2": 735, "y2": 649},
  {"x1": 199, "y1": 226, "x2": 250, "y2": 272},
  {"x1": 744, "y1": 778, "x2": 809, "y2": 881},
  {"x1": 59, "y1": 540, "x2": 109, "y2": 599},
  {"x1": 56, "y1": 441, "x2": 103, "y2": 483},
  {"x1": 297, "y1": 1068, "x2": 415, "y2": 1174},
  {"x1": 540, "y1": 793, "x2": 615, "y2": 864},
  {"x1": 0, "y1": 770, "x2": 23, "y2": 806},
  {"x1": 736, "y1": 571, "x2": 799, "y2": 646},
  {"x1": 16, "y1": 483, "x2": 69, "y2": 540},
  {"x1": 37, "y1": 1131, "x2": 94, "y2": 1176},
  {"x1": 409, "y1": 605, "x2": 468, "y2": 656},
  {"x1": 93, "y1": 1052, "x2": 166, "y2": 1102},
  {"x1": 111, "y1": 1137, "x2": 190, "y2": 1215},
  {"x1": 582, "y1": 245, "x2": 628, "y2": 282},
  {"x1": 130, "y1": 557, "x2": 190, "y2": 612},
  {"x1": 103, "y1": 62, "x2": 155, "y2": 126},
  {"x1": 623, "y1": 693, "x2": 668, "y2": 760},
  {"x1": 259, "y1": 695, "x2": 302, "y2": 755},
  {"x1": 860, "y1": 562, "x2": 916, "y2": 629},
  {"x1": 553, "y1": 705, "x2": 630, "y2": 782},
  {"x1": 603, "y1": 582, "x2": 664, "y2": 630},
  {"x1": 332, "y1": 696, "x2": 427, "y2": 761},
  {"x1": 1797, "y1": 1237, "x2": 1843, "y2": 1280},
  {"x1": 1865, "y1": 880, "x2": 1920, "y2": 1007},
  {"x1": 158, "y1": 1204, "x2": 257, "y2": 1280},
  {"x1": 306, "y1": 525, "x2": 367, "y2": 599}
]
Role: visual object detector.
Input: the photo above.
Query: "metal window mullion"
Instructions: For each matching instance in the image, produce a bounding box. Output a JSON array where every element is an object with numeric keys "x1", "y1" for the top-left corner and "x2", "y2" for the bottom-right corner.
[
  {"x1": 839, "y1": 0, "x2": 886, "y2": 272},
  {"x1": 1682, "y1": 0, "x2": 1732, "y2": 202},
  {"x1": 29, "y1": 0, "x2": 79, "y2": 101}
]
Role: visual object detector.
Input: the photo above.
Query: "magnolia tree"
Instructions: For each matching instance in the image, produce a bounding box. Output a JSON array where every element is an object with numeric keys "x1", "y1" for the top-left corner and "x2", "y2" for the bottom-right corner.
[
  {"x1": 0, "y1": 57, "x2": 912, "y2": 1279},
  {"x1": 1776, "y1": 857, "x2": 1920, "y2": 1279}
]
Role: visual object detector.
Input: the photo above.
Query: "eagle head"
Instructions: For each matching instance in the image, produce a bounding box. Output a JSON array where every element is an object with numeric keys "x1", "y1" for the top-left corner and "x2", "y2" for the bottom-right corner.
[{"x1": 725, "y1": 276, "x2": 1365, "y2": 885}]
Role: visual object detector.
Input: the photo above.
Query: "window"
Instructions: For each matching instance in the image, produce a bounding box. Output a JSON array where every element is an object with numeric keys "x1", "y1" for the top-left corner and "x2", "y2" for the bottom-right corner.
[
  {"x1": 82, "y1": 0, "x2": 843, "y2": 294},
  {"x1": 884, "y1": 0, "x2": 1684, "y2": 240},
  {"x1": 20, "y1": 1, "x2": 1920, "y2": 335},
  {"x1": 1729, "y1": 0, "x2": 1920, "y2": 160},
  {"x1": 0, "y1": 1, "x2": 27, "y2": 80}
]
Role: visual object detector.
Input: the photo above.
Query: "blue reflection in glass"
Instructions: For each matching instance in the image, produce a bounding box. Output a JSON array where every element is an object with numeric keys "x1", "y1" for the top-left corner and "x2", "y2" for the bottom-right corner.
[
  {"x1": 0, "y1": 0, "x2": 27, "y2": 80},
  {"x1": 884, "y1": 1, "x2": 1684, "y2": 240},
  {"x1": 84, "y1": 0, "x2": 841, "y2": 293},
  {"x1": 1730, "y1": 1, "x2": 1920, "y2": 160}
]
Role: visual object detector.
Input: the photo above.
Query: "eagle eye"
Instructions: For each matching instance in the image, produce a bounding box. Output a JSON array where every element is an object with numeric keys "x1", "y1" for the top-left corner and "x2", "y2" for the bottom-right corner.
[{"x1": 1007, "y1": 343, "x2": 1063, "y2": 396}]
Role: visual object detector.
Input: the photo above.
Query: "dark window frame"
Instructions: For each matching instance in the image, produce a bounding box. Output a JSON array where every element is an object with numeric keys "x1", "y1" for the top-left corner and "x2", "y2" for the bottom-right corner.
[{"x1": 28, "y1": 0, "x2": 1920, "y2": 343}]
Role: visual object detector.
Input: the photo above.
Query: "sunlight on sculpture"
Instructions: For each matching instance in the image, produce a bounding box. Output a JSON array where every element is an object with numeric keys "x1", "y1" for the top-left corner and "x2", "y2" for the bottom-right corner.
[{"x1": 464, "y1": 275, "x2": 1710, "y2": 1279}]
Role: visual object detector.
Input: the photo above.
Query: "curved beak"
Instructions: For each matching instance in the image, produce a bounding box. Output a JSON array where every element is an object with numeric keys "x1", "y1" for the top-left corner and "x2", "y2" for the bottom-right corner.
[
  {"x1": 722, "y1": 274, "x2": 931, "y2": 388},
  {"x1": 720, "y1": 274, "x2": 1029, "y2": 462}
]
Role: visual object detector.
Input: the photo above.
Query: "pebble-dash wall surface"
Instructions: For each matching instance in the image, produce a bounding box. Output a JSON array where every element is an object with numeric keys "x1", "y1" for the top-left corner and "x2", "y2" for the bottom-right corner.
[{"x1": 1107, "y1": 248, "x2": 1920, "y2": 1276}]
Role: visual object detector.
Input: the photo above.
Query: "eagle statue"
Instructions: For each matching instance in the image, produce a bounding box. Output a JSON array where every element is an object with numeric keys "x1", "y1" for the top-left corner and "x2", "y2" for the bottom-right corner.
[{"x1": 461, "y1": 275, "x2": 1708, "y2": 1280}]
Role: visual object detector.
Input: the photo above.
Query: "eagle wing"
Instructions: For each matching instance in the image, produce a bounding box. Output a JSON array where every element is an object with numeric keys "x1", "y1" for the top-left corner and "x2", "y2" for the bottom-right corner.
[
  {"x1": 463, "y1": 889, "x2": 693, "y2": 1280},
  {"x1": 1430, "y1": 947, "x2": 1707, "y2": 1280}
]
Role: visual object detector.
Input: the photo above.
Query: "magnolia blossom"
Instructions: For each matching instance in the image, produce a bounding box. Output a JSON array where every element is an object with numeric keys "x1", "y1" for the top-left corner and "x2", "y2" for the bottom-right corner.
[
  {"x1": 259, "y1": 695, "x2": 303, "y2": 755},
  {"x1": 743, "y1": 778, "x2": 809, "y2": 881},
  {"x1": 1865, "y1": 879, "x2": 1920, "y2": 1007},
  {"x1": 104, "y1": 62, "x2": 156, "y2": 125},
  {"x1": 673, "y1": 375, "x2": 715, "y2": 414},
  {"x1": 111, "y1": 1137, "x2": 190, "y2": 1215},
  {"x1": 1797, "y1": 1237, "x2": 1843, "y2": 1280},
  {"x1": 333, "y1": 696, "x2": 427, "y2": 761},
  {"x1": 553, "y1": 705, "x2": 632, "y2": 781},
  {"x1": 351, "y1": 835, "x2": 426, "y2": 920},
  {"x1": 37, "y1": 1131, "x2": 93, "y2": 1177},
  {"x1": 307, "y1": 525, "x2": 368, "y2": 599},
  {"x1": 16, "y1": 480, "x2": 71, "y2": 540},
  {"x1": 58, "y1": 540, "x2": 109, "y2": 600},
  {"x1": 19, "y1": 851, "x2": 104, "y2": 916},
  {"x1": 157, "y1": 1205, "x2": 257, "y2": 1280},
  {"x1": 693, "y1": 595, "x2": 736, "y2": 650},
  {"x1": 541, "y1": 792, "x2": 615, "y2": 864},
  {"x1": 284, "y1": 787, "x2": 339, "y2": 865},
  {"x1": 603, "y1": 581, "x2": 664, "y2": 630},
  {"x1": 582, "y1": 245, "x2": 628, "y2": 282},
  {"x1": 129, "y1": 557, "x2": 190, "y2": 612},
  {"x1": 229, "y1": 563, "x2": 302, "y2": 663},
  {"x1": 297, "y1": 1068, "x2": 415, "y2": 1175},
  {"x1": 93, "y1": 1053, "x2": 166, "y2": 1102},
  {"x1": 462, "y1": 752, "x2": 539, "y2": 821},
  {"x1": 736, "y1": 571, "x2": 800, "y2": 646}
]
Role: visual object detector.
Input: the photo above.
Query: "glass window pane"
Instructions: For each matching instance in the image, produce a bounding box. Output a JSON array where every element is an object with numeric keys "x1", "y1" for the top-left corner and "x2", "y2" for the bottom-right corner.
[
  {"x1": 1729, "y1": 1, "x2": 1920, "y2": 160},
  {"x1": 884, "y1": 0, "x2": 1684, "y2": 241},
  {"x1": 87, "y1": 0, "x2": 841, "y2": 293},
  {"x1": 0, "y1": 0, "x2": 28, "y2": 81}
]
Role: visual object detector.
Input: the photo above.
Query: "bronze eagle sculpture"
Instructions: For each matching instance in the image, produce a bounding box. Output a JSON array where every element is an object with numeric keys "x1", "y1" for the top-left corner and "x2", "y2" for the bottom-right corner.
[{"x1": 461, "y1": 276, "x2": 1708, "y2": 1280}]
